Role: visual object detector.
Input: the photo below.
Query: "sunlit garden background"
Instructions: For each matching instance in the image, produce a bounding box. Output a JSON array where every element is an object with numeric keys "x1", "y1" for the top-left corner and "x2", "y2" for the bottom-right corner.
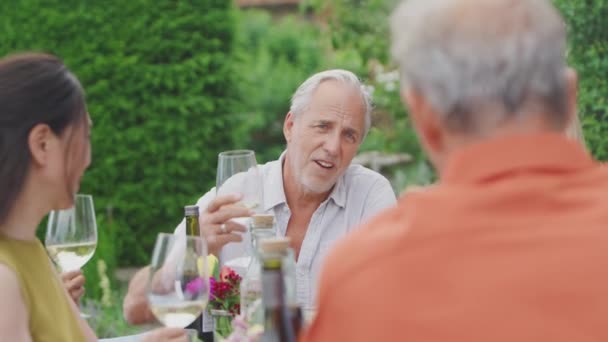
[{"x1": 0, "y1": 0, "x2": 605, "y2": 337}]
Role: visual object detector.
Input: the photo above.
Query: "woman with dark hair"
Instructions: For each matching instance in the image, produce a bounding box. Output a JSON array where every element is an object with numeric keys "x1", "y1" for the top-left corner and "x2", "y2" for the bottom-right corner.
[{"x1": 0, "y1": 53, "x2": 185, "y2": 341}]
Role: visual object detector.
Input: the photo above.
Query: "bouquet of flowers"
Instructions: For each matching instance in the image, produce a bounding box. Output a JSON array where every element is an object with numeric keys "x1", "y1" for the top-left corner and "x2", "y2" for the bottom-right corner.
[
  {"x1": 205, "y1": 255, "x2": 242, "y2": 337},
  {"x1": 210, "y1": 266, "x2": 242, "y2": 313}
]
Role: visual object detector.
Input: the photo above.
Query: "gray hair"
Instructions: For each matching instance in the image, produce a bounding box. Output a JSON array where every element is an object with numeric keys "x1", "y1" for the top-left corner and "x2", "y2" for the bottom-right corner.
[
  {"x1": 390, "y1": 0, "x2": 568, "y2": 133},
  {"x1": 290, "y1": 69, "x2": 373, "y2": 137}
]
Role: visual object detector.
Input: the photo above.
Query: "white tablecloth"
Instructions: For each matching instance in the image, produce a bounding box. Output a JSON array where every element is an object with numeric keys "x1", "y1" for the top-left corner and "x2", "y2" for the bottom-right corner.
[{"x1": 99, "y1": 332, "x2": 147, "y2": 342}]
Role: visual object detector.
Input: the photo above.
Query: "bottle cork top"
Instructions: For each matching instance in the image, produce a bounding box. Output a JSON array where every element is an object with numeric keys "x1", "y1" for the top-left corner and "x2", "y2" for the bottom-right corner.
[
  {"x1": 259, "y1": 237, "x2": 291, "y2": 254},
  {"x1": 251, "y1": 214, "x2": 275, "y2": 228},
  {"x1": 184, "y1": 205, "x2": 199, "y2": 217}
]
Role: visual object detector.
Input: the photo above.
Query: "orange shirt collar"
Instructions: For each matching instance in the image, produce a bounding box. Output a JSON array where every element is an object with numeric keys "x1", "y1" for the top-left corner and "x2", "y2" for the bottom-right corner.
[{"x1": 441, "y1": 133, "x2": 596, "y2": 184}]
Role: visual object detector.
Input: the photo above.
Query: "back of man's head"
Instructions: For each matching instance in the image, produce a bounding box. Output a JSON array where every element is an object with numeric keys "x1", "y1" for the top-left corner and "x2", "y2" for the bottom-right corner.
[{"x1": 391, "y1": 0, "x2": 570, "y2": 135}]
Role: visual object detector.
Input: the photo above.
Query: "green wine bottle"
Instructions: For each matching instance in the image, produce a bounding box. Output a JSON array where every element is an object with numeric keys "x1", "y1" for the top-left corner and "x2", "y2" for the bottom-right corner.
[
  {"x1": 183, "y1": 205, "x2": 214, "y2": 342},
  {"x1": 185, "y1": 205, "x2": 199, "y2": 236}
]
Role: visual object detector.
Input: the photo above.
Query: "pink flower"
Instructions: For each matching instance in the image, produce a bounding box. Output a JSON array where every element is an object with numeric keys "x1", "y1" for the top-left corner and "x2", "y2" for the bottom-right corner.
[
  {"x1": 215, "y1": 281, "x2": 232, "y2": 300},
  {"x1": 227, "y1": 271, "x2": 242, "y2": 285},
  {"x1": 220, "y1": 266, "x2": 241, "y2": 284}
]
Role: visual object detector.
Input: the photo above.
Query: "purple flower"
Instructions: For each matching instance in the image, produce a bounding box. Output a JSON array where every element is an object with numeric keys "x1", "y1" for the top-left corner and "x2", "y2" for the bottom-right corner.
[{"x1": 185, "y1": 277, "x2": 204, "y2": 296}]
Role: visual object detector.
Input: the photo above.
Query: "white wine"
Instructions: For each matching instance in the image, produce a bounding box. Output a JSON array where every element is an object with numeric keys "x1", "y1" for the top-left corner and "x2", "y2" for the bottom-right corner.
[
  {"x1": 149, "y1": 295, "x2": 208, "y2": 328},
  {"x1": 46, "y1": 241, "x2": 96, "y2": 272}
]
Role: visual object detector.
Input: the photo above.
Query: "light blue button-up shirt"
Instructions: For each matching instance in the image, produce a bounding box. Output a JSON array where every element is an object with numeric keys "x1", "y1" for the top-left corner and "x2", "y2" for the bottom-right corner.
[{"x1": 175, "y1": 152, "x2": 396, "y2": 309}]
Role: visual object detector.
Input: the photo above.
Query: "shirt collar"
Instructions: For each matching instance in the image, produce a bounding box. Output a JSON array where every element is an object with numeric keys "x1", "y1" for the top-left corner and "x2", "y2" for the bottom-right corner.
[
  {"x1": 441, "y1": 133, "x2": 596, "y2": 184},
  {"x1": 263, "y1": 151, "x2": 288, "y2": 211},
  {"x1": 263, "y1": 150, "x2": 347, "y2": 210},
  {"x1": 329, "y1": 171, "x2": 346, "y2": 208}
]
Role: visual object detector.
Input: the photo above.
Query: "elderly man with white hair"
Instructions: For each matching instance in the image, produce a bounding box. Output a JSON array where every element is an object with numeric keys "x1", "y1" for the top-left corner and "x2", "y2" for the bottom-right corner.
[
  {"x1": 122, "y1": 69, "x2": 396, "y2": 326},
  {"x1": 305, "y1": 0, "x2": 608, "y2": 341}
]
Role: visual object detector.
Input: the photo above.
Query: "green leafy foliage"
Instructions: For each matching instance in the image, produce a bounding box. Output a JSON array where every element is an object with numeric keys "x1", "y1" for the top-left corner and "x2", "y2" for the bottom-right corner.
[
  {"x1": 304, "y1": 0, "x2": 398, "y2": 67},
  {"x1": 231, "y1": 10, "x2": 325, "y2": 163},
  {"x1": 0, "y1": 0, "x2": 237, "y2": 266},
  {"x1": 555, "y1": 0, "x2": 608, "y2": 160}
]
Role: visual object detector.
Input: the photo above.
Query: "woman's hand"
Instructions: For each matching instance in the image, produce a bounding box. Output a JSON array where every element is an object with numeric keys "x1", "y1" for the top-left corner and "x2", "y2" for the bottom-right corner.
[{"x1": 61, "y1": 270, "x2": 85, "y2": 305}]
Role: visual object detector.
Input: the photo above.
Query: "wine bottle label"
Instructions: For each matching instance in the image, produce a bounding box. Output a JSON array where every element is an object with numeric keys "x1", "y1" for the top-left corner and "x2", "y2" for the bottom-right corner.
[
  {"x1": 202, "y1": 310, "x2": 214, "y2": 332},
  {"x1": 262, "y1": 270, "x2": 282, "y2": 308}
]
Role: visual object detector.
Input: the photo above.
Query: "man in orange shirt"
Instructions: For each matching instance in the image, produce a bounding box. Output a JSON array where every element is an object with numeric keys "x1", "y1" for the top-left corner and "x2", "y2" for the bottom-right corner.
[{"x1": 303, "y1": 0, "x2": 608, "y2": 341}]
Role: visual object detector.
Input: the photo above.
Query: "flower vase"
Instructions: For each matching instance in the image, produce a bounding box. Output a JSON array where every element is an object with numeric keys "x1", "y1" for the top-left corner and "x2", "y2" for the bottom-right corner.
[{"x1": 211, "y1": 309, "x2": 234, "y2": 338}]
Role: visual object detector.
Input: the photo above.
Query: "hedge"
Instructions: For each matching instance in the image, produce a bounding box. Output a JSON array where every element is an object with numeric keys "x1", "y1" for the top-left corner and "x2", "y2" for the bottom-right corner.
[{"x1": 0, "y1": 0, "x2": 238, "y2": 269}]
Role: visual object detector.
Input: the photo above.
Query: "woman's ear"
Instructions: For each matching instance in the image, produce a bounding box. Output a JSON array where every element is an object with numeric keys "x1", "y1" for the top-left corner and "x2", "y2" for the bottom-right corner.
[{"x1": 28, "y1": 123, "x2": 54, "y2": 167}]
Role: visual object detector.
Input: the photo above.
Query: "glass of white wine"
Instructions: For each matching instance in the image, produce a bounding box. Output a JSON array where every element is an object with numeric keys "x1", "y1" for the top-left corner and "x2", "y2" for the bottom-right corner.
[
  {"x1": 216, "y1": 150, "x2": 263, "y2": 212},
  {"x1": 46, "y1": 194, "x2": 97, "y2": 318},
  {"x1": 147, "y1": 233, "x2": 209, "y2": 328},
  {"x1": 216, "y1": 150, "x2": 264, "y2": 272},
  {"x1": 46, "y1": 194, "x2": 98, "y2": 273}
]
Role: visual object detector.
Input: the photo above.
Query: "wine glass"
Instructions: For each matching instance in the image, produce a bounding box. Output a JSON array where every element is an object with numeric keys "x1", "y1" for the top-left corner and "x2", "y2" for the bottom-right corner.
[
  {"x1": 216, "y1": 150, "x2": 264, "y2": 271},
  {"x1": 147, "y1": 233, "x2": 209, "y2": 328},
  {"x1": 46, "y1": 194, "x2": 98, "y2": 272},
  {"x1": 216, "y1": 150, "x2": 263, "y2": 213},
  {"x1": 46, "y1": 194, "x2": 98, "y2": 318}
]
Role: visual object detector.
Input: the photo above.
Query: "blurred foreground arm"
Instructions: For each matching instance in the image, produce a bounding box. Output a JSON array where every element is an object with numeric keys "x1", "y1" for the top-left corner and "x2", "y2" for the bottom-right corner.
[{"x1": 123, "y1": 266, "x2": 155, "y2": 325}]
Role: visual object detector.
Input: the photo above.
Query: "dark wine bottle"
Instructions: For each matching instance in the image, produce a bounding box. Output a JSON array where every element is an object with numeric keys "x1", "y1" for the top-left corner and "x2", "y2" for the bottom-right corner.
[{"x1": 260, "y1": 238, "x2": 297, "y2": 342}]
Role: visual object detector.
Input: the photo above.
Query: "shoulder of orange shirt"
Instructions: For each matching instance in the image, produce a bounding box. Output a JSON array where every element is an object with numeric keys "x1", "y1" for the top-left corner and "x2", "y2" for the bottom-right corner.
[{"x1": 400, "y1": 184, "x2": 435, "y2": 196}]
